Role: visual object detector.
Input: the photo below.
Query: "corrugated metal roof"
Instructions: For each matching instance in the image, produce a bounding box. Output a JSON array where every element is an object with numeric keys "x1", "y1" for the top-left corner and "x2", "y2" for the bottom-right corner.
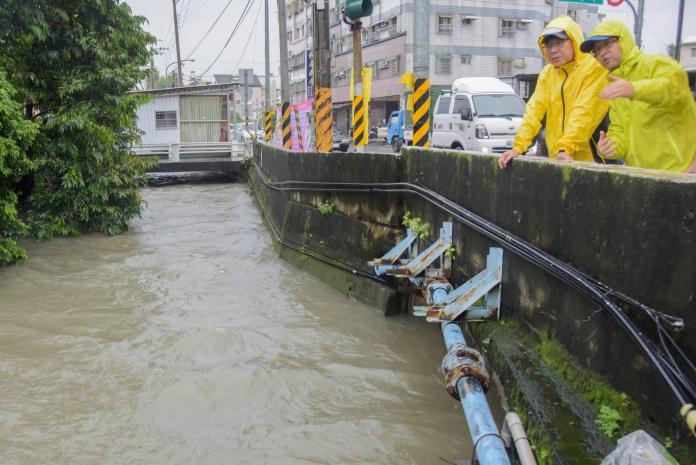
[{"x1": 130, "y1": 83, "x2": 238, "y2": 97}]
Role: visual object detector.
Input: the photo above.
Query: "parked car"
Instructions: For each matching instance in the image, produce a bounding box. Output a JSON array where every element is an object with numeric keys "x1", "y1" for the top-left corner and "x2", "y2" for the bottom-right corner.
[
  {"x1": 431, "y1": 77, "x2": 535, "y2": 155},
  {"x1": 332, "y1": 132, "x2": 350, "y2": 152},
  {"x1": 377, "y1": 126, "x2": 388, "y2": 140}
]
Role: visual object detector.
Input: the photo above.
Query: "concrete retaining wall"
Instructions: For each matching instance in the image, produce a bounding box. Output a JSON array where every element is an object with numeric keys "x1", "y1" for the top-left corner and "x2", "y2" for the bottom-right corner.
[{"x1": 250, "y1": 142, "x2": 696, "y2": 463}]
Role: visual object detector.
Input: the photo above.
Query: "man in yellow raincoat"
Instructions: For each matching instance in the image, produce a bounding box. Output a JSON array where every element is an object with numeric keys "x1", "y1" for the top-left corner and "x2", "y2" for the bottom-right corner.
[
  {"x1": 499, "y1": 16, "x2": 608, "y2": 169},
  {"x1": 581, "y1": 20, "x2": 696, "y2": 173}
]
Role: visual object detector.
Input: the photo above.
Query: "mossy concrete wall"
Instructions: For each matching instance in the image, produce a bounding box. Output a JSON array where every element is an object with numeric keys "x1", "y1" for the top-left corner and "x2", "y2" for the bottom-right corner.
[{"x1": 250, "y1": 142, "x2": 696, "y2": 463}]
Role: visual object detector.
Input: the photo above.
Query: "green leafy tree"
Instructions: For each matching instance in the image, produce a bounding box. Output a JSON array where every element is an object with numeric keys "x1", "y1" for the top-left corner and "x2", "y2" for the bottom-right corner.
[
  {"x1": 0, "y1": 0, "x2": 156, "y2": 240},
  {"x1": 0, "y1": 73, "x2": 37, "y2": 265}
]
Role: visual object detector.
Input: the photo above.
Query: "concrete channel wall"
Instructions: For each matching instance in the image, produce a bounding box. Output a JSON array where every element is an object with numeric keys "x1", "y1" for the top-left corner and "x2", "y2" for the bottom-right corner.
[{"x1": 250, "y1": 142, "x2": 696, "y2": 464}]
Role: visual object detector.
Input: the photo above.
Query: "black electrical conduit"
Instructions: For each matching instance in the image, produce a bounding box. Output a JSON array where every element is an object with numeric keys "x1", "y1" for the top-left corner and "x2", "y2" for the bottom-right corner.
[
  {"x1": 249, "y1": 174, "x2": 392, "y2": 286},
  {"x1": 250, "y1": 163, "x2": 696, "y2": 423}
]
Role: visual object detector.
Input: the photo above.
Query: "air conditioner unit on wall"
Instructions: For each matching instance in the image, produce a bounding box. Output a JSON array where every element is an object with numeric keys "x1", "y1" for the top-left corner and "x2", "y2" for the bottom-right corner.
[{"x1": 516, "y1": 22, "x2": 529, "y2": 30}]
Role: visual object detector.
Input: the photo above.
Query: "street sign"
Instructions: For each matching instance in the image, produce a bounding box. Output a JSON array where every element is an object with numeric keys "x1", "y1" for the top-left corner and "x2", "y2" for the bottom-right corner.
[
  {"x1": 305, "y1": 50, "x2": 313, "y2": 99},
  {"x1": 558, "y1": 0, "x2": 603, "y2": 4}
]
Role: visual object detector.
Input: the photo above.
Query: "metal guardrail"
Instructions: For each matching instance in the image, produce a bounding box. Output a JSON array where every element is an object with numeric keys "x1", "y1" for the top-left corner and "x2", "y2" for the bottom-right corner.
[{"x1": 131, "y1": 142, "x2": 249, "y2": 161}]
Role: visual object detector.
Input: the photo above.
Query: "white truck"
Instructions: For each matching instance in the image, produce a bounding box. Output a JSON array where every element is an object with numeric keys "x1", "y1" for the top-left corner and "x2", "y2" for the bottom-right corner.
[{"x1": 431, "y1": 77, "x2": 532, "y2": 154}]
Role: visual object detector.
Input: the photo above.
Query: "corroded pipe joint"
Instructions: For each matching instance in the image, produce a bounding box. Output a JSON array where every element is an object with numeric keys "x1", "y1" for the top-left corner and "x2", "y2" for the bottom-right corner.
[
  {"x1": 441, "y1": 342, "x2": 490, "y2": 400},
  {"x1": 425, "y1": 278, "x2": 453, "y2": 305}
]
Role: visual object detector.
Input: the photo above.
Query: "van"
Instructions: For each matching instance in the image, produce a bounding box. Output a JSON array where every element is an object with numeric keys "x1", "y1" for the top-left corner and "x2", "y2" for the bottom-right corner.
[{"x1": 431, "y1": 77, "x2": 531, "y2": 154}]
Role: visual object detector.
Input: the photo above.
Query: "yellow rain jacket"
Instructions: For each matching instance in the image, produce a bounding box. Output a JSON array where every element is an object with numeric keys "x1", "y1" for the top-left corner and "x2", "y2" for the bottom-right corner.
[
  {"x1": 590, "y1": 20, "x2": 696, "y2": 172},
  {"x1": 513, "y1": 16, "x2": 608, "y2": 162}
]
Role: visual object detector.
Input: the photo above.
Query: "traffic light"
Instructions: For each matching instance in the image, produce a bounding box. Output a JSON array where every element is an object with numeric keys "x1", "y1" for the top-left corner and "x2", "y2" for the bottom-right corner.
[{"x1": 345, "y1": 0, "x2": 373, "y2": 21}]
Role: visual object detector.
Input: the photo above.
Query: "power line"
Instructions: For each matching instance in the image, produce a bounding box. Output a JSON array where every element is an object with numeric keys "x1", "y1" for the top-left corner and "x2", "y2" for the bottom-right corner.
[
  {"x1": 234, "y1": 0, "x2": 263, "y2": 72},
  {"x1": 187, "y1": 0, "x2": 210, "y2": 22},
  {"x1": 198, "y1": 0, "x2": 256, "y2": 78},
  {"x1": 185, "y1": 0, "x2": 237, "y2": 60}
]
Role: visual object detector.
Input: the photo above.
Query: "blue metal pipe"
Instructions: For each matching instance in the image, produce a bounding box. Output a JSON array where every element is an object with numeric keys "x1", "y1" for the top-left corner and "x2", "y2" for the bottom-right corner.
[{"x1": 432, "y1": 288, "x2": 511, "y2": 465}]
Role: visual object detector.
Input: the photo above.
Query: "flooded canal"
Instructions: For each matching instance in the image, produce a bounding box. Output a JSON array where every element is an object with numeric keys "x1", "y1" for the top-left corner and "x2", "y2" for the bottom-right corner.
[{"x1": 0, "y1": 183, "x2": 482, "y2": 465}]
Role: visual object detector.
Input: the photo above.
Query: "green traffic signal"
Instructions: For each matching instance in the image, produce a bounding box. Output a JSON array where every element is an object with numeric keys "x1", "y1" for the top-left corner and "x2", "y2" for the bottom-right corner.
[{"x1": 345, "y1": 0, "x2": 373, "y2": 21}]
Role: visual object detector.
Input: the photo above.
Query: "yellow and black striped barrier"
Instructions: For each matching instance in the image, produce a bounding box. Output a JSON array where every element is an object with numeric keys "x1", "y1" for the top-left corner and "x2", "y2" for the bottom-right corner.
[
  {"x1": 314, "y1": 87, "x2": 333, "y2": 152},
  {"x1": 264, "y1": 109, "x2": 274, "y2": 142},
  {"x1": 293, "y1": 106, "x2": 304, "y2": 152},
  {"x1": 352, "y1": 94, "x2": 366, "y2": 147},
  {"x1": 413, "y1": 78, "x2": 430, "y2": 148},
  {"x1": 281, "y1": 102, "x2": 291, "y2": 149}
]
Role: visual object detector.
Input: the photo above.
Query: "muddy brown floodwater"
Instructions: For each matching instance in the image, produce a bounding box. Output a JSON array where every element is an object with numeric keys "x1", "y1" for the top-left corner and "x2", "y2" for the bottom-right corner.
[{"x1": 0, "y1": 183, "x2": 491, "y2": 465}]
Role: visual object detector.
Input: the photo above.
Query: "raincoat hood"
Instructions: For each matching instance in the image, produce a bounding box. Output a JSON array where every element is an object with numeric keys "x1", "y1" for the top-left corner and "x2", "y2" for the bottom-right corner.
[
  {"x1": 586, "y1": 20, "x2": 641, "y2": 77},
  {"x1": 537, "y1": 15, "x2": 585, "y2": 67}
]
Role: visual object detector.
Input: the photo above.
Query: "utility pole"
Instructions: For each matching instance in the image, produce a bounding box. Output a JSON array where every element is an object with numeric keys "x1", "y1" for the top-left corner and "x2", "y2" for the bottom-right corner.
[
  {"x1": 344, "y1": 0, "x2": 373, "y2": 152},
  {"x1": 171, "y1": 0, "x2": 184, "y2": 86},
  {"x1": 304, "y1": 1, "x2": 311, "y2": 101},
  {"x1": 675, "y1": 0, "x2": 685, "y2": 62},
  {"x1": 150, "y1": 55, "x2": 156, "y2": 89},
  {"x1": 264, "y1": 0, "x2": 273, "y2": 142},
  {"x1": 278, "y1": 0, "x2": 291, "y2": 148},
  {"x1": 264, "y1": 0, "x2": 271, "y2": 112},
  {"x1": 635, "y1": 0, "x2": 645, "y2": 49},
  {"x1": 351, "y1": 19, "x2": 365, "y2": 151},
  {"x1": 313, "y1": 0, "x2": 333, "y2": 152},
  {"x1": 412, "y1": 0, "x2": 431, "y2": 147}
]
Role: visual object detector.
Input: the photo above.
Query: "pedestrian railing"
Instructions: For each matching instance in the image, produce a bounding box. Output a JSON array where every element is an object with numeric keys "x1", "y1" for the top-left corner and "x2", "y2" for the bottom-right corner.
[{"x1": 131, "y1": 142, "x2": 248, "y2": 161}]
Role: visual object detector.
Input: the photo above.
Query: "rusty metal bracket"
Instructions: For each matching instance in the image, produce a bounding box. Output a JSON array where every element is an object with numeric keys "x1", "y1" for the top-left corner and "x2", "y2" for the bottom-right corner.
[
  {"x1": 382, "y1": 222, "x2": 452, "y2": 279},
  {"x1": 413, "y1": 247, "x2": 502, "y2": 323},
  {"x1": 368, "y1": 228, "x2": 418, "y2": 276}
]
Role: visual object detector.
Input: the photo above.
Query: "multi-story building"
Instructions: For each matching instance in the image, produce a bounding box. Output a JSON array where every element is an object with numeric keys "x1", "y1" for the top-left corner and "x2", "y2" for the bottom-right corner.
[{"x1": 284, "y1": 0, "x2": 602, "y2": 134}]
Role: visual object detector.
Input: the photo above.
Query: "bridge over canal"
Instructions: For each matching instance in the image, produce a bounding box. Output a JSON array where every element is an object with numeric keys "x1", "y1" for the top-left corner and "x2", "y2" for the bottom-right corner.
[{"x1": 133, "y1": 141, "x2": 248, "y2": 178}]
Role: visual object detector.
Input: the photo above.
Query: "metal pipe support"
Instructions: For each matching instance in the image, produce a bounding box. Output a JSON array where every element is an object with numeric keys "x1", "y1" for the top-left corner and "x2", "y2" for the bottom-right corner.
[{"x1": 433, "y1": 288, "x2": 511, "y2": 465}]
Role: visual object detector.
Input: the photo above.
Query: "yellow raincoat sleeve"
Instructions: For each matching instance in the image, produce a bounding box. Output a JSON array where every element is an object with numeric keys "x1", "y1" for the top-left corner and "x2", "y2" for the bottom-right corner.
[
  {"x1": 606, "y1": 103, "x2": 627, "y2": 158},
  {"x1": 512, "y1": 71, "x2": 548, "y2": 154},
  {"x1": 554, "y1": 68, "x2": 609, "y2": 157},
  {"x1": 631, "y1": 63, "x2": 690, "y2": 108}
]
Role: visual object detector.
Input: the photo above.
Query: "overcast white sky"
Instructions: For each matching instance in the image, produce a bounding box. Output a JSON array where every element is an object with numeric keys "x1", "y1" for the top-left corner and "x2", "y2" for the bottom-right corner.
[{"x1": 124, "y1": 0, "x2": 695, "y2": 81}]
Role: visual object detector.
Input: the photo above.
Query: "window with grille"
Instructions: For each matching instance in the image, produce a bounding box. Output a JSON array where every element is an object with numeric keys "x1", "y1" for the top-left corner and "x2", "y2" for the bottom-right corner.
[
  {"x1": 498, "y1": 57, "x2": 513, "y2": 76},
  {"x1": 499, "y1": 19, "x2": 514, "y2": 37},
  {"x1": 155, "y1": 111, "x2": 177, "y2": 129},
  {"x1": 461, "y1": 55, "x2": 472, "y2": 64},
  {"x1": 436, "y1": 55, "x2": 451, "y2": 74},
  {"x1": 438, "y1": 16, "x2": 453, "y2": 34}
]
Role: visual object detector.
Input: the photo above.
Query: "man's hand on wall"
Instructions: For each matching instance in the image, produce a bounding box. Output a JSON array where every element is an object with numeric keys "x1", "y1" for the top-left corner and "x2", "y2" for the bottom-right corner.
[
  {"x1": 597, "y1": 130, "x2": 617, "y2": 157},
  {"x1": 498, "y1": 149, "x2": 521, "y2": 169},
  {"x1": 556, "y1": 151, "x2": 573, "y2": 161},
  {"x1": 600, "y1": 75, "x2": 635, "y2": 100}
]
